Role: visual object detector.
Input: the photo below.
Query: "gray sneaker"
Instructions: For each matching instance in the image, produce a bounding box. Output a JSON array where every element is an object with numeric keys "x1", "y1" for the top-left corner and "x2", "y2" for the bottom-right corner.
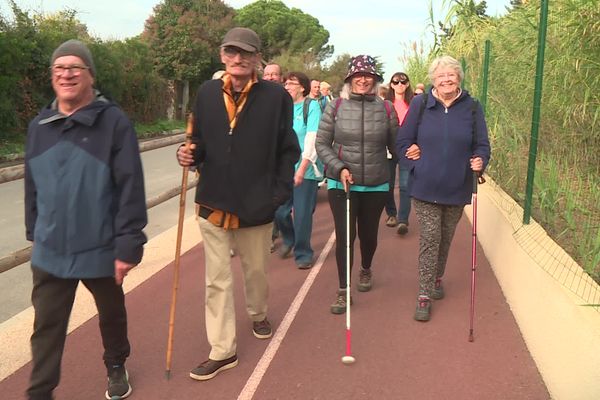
[
  {"x1": 431, "y1": 278, "x2": 445, "y2": 300},
  {"x1": 252, "y1": 318, "x2": 272, "y2": 339},
  {"x1": 105, "y1": 364, "x2": 131, "y2": 399},
  {"x1": 357, "y1": 268, "x2": 372, "y2": 292},
  {"x1": 414, "y1": 296, "x2": 431, "y2": 321},
  {"x1": 330, "y1": 289, "x2": 353, "y2": 314},
  {"x1": 189, "y1": 355, "x2": 238, "y2": 381},
  {"x1": 279, "y1": 244, "x2": 292, "y2": 259}
]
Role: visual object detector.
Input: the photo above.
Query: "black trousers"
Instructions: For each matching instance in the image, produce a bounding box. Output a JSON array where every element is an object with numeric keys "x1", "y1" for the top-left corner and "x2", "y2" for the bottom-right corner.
[
  {"x1": 27, "y1": 266, "x2": 130, "y2": 400},
  {"x1": 328, "y1": 189, "x2": 387, "y2": 288}
]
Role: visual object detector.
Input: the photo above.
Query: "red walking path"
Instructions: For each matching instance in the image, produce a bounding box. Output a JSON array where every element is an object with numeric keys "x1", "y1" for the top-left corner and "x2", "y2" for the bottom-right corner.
[{"x1": 0, "y1": 189, "x2": 549, "y2": 399}]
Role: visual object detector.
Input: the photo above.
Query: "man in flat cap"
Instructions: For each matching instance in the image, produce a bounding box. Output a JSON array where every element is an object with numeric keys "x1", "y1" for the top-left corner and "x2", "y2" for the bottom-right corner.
[
  {"x1": 25, "y1": 39, "x2": 147, "y2": 400},
  {"x1": 177, "y1": 27, "x2": 299, "y2": 380}
]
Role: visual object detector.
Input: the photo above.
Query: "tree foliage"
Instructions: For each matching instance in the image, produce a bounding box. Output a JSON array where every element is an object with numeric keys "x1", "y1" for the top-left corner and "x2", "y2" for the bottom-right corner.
[
  {"x1": 234, "y1": 0, "x2": 333, "y2": 62},
  {"x1": 0, "y1": 2, "x2": 171, "y2": 145},
  {"x1": 143, "y1": 0, "x2": 235, "y2": 82},
  {"x1": 433, "y1": 0, "x2": 490, "y2": 53},
  {"x1": 0, "y1": 2, "x2": 91, "y2": 137}
]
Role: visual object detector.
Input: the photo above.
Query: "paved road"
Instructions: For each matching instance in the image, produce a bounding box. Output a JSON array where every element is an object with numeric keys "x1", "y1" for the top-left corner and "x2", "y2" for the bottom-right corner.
[
  {"x1": 0, "y1": 143, "x2": 194, "y2": 322},
  {"x1": 0, "y1": 188, "x2": 550, "y2": 399}
]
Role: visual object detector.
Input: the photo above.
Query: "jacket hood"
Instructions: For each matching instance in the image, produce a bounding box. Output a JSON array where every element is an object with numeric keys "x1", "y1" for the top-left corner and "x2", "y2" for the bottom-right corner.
[{"x1": 39, "y1": 91, "x2": 114, "y2": 126}]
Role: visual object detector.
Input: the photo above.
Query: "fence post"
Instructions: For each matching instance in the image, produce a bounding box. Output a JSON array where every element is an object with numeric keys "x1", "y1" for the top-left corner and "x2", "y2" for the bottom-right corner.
[
  {"x1": 479, "y1": 40, "x2": 491, "y2": 114},
  {"x1": 523, "y1": 0, "x2": 550, "y2": 224}
]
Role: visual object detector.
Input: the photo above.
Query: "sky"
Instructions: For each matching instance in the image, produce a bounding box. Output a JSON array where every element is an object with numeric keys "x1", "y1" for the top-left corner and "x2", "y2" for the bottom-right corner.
[{"x1": 2, "y1": 0, "x2": 511, "y2": 82}]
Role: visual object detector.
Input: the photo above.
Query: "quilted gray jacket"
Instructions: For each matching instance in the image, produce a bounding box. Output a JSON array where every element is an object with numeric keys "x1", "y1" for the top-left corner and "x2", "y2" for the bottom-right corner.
[{"x1": 316, "y1": 93, "x2": 398, "y2": 186}]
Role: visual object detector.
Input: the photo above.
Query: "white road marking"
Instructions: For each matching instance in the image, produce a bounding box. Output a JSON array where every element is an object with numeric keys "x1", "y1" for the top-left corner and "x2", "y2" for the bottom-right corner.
[{"x1": 237, "y1": 231, "x2": 336, "y2": 400}]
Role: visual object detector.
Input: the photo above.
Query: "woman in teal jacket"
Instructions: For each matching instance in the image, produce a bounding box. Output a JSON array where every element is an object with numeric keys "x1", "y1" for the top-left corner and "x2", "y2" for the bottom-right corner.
[{"x1": 275, "y1": 71, "x2": 323, "y2": 269}]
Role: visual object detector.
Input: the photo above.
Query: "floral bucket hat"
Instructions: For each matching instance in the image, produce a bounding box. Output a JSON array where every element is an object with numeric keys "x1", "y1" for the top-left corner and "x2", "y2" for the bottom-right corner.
[{"x1": 344, "y1": 54, "x2": 383, "y2": 83}]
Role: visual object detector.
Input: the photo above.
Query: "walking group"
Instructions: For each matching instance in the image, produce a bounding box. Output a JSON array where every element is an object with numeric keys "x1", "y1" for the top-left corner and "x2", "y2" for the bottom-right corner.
[{"x1": 23, "y1": 27, "x2": 490, "y2": 399}]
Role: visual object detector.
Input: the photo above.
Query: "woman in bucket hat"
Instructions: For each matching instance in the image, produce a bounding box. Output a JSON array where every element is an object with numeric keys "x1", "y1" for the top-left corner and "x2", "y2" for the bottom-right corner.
[{"x1": 316, "y1": 55, "x2": 399, "y2": 313}]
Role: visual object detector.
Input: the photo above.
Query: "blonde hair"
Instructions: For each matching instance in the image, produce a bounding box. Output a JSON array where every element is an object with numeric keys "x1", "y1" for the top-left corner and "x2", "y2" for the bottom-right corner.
[{"x1": 428, "y1": 55, "x2": 464, "y2": 84}]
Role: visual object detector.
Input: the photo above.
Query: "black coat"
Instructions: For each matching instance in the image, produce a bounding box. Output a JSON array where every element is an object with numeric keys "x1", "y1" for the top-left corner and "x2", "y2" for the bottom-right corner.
[{"x1": 191, "y1": 79, "x2": 300, "y2": 226}]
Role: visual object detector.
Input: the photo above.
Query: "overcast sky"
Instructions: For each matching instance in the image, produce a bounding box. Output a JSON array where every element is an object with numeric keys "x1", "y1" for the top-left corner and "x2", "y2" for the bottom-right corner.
[{"x1": 2, "y1": 0, "x2": 510, "y2": 81}]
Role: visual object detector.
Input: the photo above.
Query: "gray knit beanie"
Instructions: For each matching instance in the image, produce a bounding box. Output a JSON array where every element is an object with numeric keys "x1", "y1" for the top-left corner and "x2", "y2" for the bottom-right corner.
[{"x1": 50, "y1": 39, "x2": 96, "y2": 77}]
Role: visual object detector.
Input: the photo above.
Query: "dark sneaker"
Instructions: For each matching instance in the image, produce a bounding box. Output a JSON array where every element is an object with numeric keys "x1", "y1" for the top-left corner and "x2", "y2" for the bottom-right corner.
[
  {"x1": 330, "y1": 289, "x2": 353, "y2": 314},
  {"x1": 431, "y1": 278, "x2": 445, "y2": 300},
  {"x1": 279, "y1": 244, "x2": 292, "y2": 259},
  {"x1": 385, "y1": 216, "x2": 398, "y2": 227},
  {"x1": 253, "y1": 318, "x2": 272, "y2": 339},
  {"x1": 414, "y1": 296, "x2": 431, "y2": 321},
  {"x1": 189, "y1": 355, "x2": 238, "y2": 381},
  {"x1": 397, "y1": 223, "x2": 408, "y2": 235},
  {"x1": 105, "y1": 364, "x2": 131, "y2": 399},
  {"x1": 357, "y1": 268, "x2": 372, "y2": 292}
]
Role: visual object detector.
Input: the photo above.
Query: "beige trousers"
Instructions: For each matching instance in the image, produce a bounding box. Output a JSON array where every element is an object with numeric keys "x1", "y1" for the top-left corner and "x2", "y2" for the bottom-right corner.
[{"x1": 197, "y1": 217, "x2": 272, "y2": 360}]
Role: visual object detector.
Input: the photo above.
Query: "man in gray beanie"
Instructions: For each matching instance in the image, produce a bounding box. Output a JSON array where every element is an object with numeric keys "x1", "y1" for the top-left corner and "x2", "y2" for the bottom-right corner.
[
  {"x1": 25, "y1": 39, "x2": 147, "y2": 399},
  {"x1": 50, "y1": 39, "x2": 96, "y2": 77}
]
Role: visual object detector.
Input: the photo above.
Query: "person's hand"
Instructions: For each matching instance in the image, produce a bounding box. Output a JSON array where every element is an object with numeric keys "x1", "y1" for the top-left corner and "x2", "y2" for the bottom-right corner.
[
  {"x1": 405, "y1": 144, "x2": 421, "y2": 160},
  {"x1": 470, "y1": 156, "x2": 483, "y2": 172},
  {"x1": 176, "y1": 143, "x2": 196, "y2": 167},
  {"x1": 339, "y1": 169, "x2": 354, "y2": 192},
  {"x1": 294, "y1": 171, "x2": 304, "y2": 187},
  {"x1": 114, "y1": 259, "x2": 135, "y2": 285}
]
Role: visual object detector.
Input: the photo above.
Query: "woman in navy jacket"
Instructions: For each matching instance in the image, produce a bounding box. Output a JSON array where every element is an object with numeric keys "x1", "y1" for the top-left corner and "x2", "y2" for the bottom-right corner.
[{"x1": 397, "y1": 55, "x2": 491, "y2": 322}]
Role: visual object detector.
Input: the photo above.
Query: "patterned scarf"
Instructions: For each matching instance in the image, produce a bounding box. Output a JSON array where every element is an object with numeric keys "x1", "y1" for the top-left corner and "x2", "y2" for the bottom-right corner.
[{"x1": 221, "y1": 72, "x2": 258, "y2": 134}]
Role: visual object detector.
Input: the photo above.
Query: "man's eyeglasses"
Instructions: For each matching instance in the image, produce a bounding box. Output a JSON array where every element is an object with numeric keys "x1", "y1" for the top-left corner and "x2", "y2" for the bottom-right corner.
[
  {"x1": 391, "y1": 79, "x2": 408, "y2": 85},
  {"x1": 223, "y1": 46, "x2": 256, "y2": 60},
  {"x1": 50, "y1": 64, "x2": 90, "y2": 76}
]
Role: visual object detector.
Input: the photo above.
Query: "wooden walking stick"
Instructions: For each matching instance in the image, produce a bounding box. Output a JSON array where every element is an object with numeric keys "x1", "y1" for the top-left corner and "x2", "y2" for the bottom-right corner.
[{"x1": 165, "y1": 113, "x2": 194, "y2": 379}]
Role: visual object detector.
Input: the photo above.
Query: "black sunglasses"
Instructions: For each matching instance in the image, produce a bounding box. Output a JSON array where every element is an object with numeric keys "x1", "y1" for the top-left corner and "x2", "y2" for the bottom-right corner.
[{"x1": 391, "y1": 79, "x2": 409, "y2": 85}]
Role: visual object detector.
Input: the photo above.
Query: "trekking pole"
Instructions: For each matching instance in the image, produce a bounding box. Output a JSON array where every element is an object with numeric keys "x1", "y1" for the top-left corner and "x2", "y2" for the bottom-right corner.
[
  {"x1": 342, "y1": 186, "x2": 356, "y2": 364},
  {"x1": 468, "y1": 171, "x2": 479, "y2": 342},
  {"x1": 165, "y1": 113, "x2": 194, "y2": 379}
]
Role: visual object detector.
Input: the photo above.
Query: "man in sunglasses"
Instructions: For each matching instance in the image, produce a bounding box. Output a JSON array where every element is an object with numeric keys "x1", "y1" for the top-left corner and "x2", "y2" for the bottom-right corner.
[{"x1": 176, "y1": 27, "x2": 300, "y2": 381}]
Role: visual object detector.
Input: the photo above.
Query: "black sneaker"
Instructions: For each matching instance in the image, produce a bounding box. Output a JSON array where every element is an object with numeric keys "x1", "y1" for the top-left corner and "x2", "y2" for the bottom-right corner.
[
  {"x1": 189, "y1": 355, "x2": 238, "y2": 381},
  {"x1": 253, "y1": 318, "x2": 272, "y2": 339},
  {"x1": 357, "y1": 268, "x2": 372, "y2": 292},
  {"x1": 105, "y1": 364, "x2": 131, "y2": 399},
  {"x1": 414, "y1": 296, "x2": 431, "y2": 321},
  {"x1": 431, "y1": 278, "x2": 445, "y2": 300}
]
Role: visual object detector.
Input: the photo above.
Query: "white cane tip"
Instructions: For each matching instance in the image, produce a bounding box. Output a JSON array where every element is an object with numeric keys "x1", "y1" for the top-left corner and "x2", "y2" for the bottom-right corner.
[{"x1": 341, "y1": 355, "x2": 355, "y2": 365}]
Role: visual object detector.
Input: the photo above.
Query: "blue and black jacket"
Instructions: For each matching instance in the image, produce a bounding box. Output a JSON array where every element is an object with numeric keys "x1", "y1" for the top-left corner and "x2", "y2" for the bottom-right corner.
[{"x1": 24, "y1": 94, "x2": 147, "y2": 278}]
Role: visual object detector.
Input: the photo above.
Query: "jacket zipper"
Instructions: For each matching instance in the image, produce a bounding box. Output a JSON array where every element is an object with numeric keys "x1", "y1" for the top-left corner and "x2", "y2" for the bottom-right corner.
[{"x1": 361, "y1": 96, "x2": 365, "y2": 181}]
